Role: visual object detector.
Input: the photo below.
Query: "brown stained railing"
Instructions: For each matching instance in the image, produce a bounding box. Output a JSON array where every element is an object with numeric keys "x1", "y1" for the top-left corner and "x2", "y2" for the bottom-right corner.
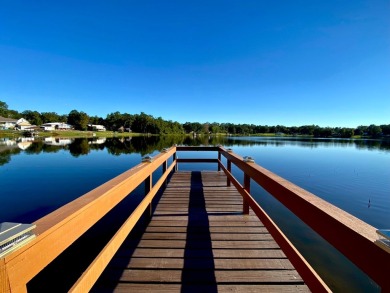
[
  {"x1": 1, "y1": 146, "x2": 389, "y2": 292},
  {"x1": 0, "y1": 147, "x2": 176, "y2": 293},
  {"x1": 214, "y1": 146, "x2": 389, "y2": 292}
]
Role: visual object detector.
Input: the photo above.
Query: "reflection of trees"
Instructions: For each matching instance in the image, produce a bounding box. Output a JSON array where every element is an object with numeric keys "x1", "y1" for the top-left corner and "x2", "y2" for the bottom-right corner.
[
  {"x1": 102, "y1": 135, "x2": 227, "y2": 156},
  {"x1": 226, "y1": 137, "x2": 390, "y2": 151},
  {"x1": 24, "y1": 141, "x2": 44, "y2": 154},
  {"x1": 24, "y1": 141, "x2": 70, "y2": 154},
  {"x1": 1, "y1": 136, "x2": 389, "y2": 166},
  {"x1": 354, "y1": 139, "x2": 390, "y2": 151},
  {"x1": 0, "y1": 148, "x2": 21, "y2": 166},
  {"x1": 69, "y1": 138, "x2": 91, "y2": 157},
  {"x1": 42, "y1": 144, "x2": 63, "y2": 153}
]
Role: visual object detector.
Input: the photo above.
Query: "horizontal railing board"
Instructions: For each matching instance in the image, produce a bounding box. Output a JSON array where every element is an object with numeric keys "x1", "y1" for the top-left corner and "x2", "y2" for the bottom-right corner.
[
  {"x1": 176, "y1": 146, "x2": 220, "y2": 152},
  {"x1": 176, "y1": 158, "x2": 218, "y2": 163}
]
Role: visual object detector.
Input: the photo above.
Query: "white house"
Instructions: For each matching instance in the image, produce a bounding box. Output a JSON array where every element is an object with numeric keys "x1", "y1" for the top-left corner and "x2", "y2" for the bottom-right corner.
[
  {"x1": 40, "y1": 122, "x2": 73, "y2": 131},
  {"x1": 16, "y1": 118, "x2": 32, "y2": 130},
  {"x1": 88, "y1": 124, "x2": 106, "y2": 131},
  {"x1": 0, "y1": 116, "x2": 17, "y2": 129}
]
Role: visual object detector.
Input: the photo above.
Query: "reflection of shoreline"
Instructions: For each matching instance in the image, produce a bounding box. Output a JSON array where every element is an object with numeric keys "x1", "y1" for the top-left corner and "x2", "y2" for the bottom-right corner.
[
  {"x1": 226, "y1": 136, "x2": 390, "y2": 151},
  {"x1": 0, "y1": 138, "x2": 35, "y2": 151},
  {"x1": 44, "y1": 137, "x2": 74, "y2": 146},
  {"x1": 88, "y1": 138, "x2": 107, "y2": 145}
]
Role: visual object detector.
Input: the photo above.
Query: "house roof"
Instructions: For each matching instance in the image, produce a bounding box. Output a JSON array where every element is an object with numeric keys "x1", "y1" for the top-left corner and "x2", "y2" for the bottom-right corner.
[
  {"x1": 18, "y1": 121, "x2": 32, "y2": 126},
  {"x1": 0, "y1": 116, "x2": 18, "y2": 123}
]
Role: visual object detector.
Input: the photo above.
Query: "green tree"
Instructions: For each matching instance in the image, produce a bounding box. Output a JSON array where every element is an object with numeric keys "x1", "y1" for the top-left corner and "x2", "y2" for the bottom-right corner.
[
  {"x1": 340, "y1": 128, "x2": 354, "y2": 138},
  {"x1": 41, "y1": 112, "x2": 62, "y2": 124},
  {"x1": 22, "y1": 110, "x2": 42, "y2": 125},
  {"x1": 380, "y1": 124, "x2": 390, "y2": 136},
  {"x1": 67, "y1": 110, "x2": 89, "y2": 130},
  {"x1": 355, "y1": 125, "x2": 368, "y2": 136},
  {"x1": 367, "y1": 124, "x2": 382, "y2": 137},
  {"x1": 0, "y1": 101, "x2": 8, "y2": 117}
]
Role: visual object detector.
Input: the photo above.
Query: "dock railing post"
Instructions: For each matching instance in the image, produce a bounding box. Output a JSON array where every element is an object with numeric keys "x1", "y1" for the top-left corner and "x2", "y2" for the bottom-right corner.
[
  {"x1": 218, "y1": 151, "x2": 221, "y2": 171},
  {"x1": 243, "y1": 173, "x2": 250, "y2": 214},
  {"x1": 173, "y1": 152, "x2": 178, "y2": 171},
  {"x1": 144, "y1": 174, "x2": 152, "y2": 217},
  {"x1": 162, "y1": 160, "x2": 167, "y2": 187},
  {"x1": 0, "y1": 259, "x2": 11, "y2": 293},
  {"x1": 227, "y1": 160, "x2": 231, "y2": 187}
]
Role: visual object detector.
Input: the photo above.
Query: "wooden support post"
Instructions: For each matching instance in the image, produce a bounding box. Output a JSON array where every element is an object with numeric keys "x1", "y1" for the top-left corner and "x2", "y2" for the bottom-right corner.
[
  {"x1": 162, "y1": 160, "x2": 167, "y2": 187},
  {"x1": 144, "y1": 174, "x2": 152, "y2": 217},
  {"x1": 227, "y1": 160, "x2": 232, "y2": 187},
  {"x1": 0, "y1": 259, "x2": 11, "y2": 293},
  {"x1": 173, "y1": 152, "x2": 178, "y2": 171},
  {"x1": 218, "y1": 152, "x2": 221, "y2": 171},
  {"x1": 243, "y1": 173, "x2": 250, "y2": 214}
]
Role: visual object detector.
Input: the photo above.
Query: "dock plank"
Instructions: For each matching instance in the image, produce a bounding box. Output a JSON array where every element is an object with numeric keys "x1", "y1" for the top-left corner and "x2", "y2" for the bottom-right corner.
[{"x1": 92, "y1": 171, "x2": 309, "y2": 292}]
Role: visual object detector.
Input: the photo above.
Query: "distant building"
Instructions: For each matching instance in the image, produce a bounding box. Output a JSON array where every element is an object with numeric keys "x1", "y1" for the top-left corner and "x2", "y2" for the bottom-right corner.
[
  {"x1": 0, "y1": 116, "x2": 18, "y2": 129},
  {"x1": 0, "y1": 117, "x2": 34, "y2": 130},
  {"x1": 88, "y1": 124, "x2": 106, "y2": 131},
  {"x1": 16, "y1": 118, "x2": 32, "y2": 130},
  {"x1": 41, "y1": 122, "x2": 73, "y2": 131}
]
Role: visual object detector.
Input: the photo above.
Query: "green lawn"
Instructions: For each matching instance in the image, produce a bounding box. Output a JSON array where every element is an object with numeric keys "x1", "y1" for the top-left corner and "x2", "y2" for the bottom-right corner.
[{"x1": 0, "y1": 129, "x2": 144, "y2": 139}]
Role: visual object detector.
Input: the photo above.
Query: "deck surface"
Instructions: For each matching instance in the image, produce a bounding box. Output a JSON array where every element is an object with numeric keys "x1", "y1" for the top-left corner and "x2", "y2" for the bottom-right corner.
[{"x1": 93, "y1": 171, "x2": 310, "y2": 292}]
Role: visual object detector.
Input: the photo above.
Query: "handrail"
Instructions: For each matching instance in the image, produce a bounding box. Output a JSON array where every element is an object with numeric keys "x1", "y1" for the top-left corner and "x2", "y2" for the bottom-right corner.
[
  {"x1": 0, "y1": 147, "x2": 176, "y2": 293},
  {"x1": 70, "y1": 159, "x2": 177, "y2": 292},
  {"x1": 218, "y1": 162, "x2": 330, "y2": 292},
  {"x1": 216, "y1": 146, "x2": 390, "y2": 291}
]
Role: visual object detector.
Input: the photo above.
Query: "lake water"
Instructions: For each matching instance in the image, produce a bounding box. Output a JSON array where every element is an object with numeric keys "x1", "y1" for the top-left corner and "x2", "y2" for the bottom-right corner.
[{"x1": 1, "y1": 135, "x2": 389, "y2": 292}]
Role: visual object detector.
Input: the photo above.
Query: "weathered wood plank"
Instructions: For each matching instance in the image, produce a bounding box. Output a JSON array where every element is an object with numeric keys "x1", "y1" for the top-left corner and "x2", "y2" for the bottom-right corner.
[
  {"x1": 137, "y1": 232, "x2": 273, "y2": 241},
  {"x1": 126, "y1": 239, "x2": 280, "y2": 249},
  {"x1": 95, "y1": 283, "x2": 310, "y2": 293},
  {"x1": 104, "y1": 269, "x2": 304, "y2": 283},
  {"x1": 143, "y1": 226, "x2": 268, "y2": 233},
  {"x1": 147, "y1": 220, "x2": 263, "y2": 227},
  {"x1": 108, "y1": 257, "x2": 295, "y2": 270},
  {"x1": 115, "y1": 248, "x2": 287, "y2": 259}
]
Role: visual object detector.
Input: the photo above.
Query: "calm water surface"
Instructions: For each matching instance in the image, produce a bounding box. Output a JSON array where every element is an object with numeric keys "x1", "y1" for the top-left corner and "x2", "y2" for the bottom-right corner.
[{"x1": 1, "y1": 136, "x2": 389, "y2": 292}]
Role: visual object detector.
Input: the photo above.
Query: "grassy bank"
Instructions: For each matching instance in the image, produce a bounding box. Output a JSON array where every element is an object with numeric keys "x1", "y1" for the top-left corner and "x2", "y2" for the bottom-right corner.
[{"x1": 0, "y1": 130, "x2": 145, "y2": 139}]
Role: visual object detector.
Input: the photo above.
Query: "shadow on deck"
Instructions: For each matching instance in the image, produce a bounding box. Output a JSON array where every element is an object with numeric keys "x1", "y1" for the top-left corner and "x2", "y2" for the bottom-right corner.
[{"x1": 92, "y1": 171, "x2": 308, "y2": 292}]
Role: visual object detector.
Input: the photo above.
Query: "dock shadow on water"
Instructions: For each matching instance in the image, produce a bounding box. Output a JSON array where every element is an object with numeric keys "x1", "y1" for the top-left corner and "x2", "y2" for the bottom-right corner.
[{"x1": 181, "y1": 171, "x2": 217, "y2": 292}]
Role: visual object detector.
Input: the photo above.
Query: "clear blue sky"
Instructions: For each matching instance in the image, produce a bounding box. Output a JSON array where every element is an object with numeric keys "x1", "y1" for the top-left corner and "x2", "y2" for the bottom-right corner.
[{"x1": 1, "y1": 1, "x2": 389, "y2": 127}]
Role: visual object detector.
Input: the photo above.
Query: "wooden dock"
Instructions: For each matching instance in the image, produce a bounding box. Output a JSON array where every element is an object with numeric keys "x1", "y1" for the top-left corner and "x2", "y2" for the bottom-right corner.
[
  {"x1": 93, "y1": 171, "x2": 310, "y2": 292},
  {"x1": 3, "y1": 146, "x2": 388, "y2": 292}
]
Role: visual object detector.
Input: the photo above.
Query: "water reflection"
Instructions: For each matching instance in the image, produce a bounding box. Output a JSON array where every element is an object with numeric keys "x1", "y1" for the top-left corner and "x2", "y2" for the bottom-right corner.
[
  {"x1": 227, "y1": 136, "x2": 390, "y2": 151},
  {"x1": 1, "y1": 136, "x2": 389, "y2": 167}
]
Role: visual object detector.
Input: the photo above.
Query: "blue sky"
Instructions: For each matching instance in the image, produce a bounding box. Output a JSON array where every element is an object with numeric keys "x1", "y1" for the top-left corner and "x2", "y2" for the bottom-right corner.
[{"x1": 1, "y1": 1, "x2": 389, "y2": 127}]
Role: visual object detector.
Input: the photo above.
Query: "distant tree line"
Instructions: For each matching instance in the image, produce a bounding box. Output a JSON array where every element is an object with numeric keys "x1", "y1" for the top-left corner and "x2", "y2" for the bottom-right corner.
[{"x1": 1, "y1": 100, "x2": 389, "y2": 138}]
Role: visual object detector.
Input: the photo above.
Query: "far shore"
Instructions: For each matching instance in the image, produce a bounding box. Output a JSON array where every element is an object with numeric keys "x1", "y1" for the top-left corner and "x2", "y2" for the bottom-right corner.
[{"x1": 2, "y1": 129, "x2": 390, "y2": 140}]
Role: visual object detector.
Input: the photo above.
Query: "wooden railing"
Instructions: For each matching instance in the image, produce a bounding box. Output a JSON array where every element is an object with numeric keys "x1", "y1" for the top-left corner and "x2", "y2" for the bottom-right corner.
[
  {"x1": 1, "y1": 146, "x2": 389, "y2": 292},
  {"x1": 1, "y1": 147, "x2": 176, "y2": 293},
  {"x1": 212, "y1": 146, "x2": 390, "y2": 292}
]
